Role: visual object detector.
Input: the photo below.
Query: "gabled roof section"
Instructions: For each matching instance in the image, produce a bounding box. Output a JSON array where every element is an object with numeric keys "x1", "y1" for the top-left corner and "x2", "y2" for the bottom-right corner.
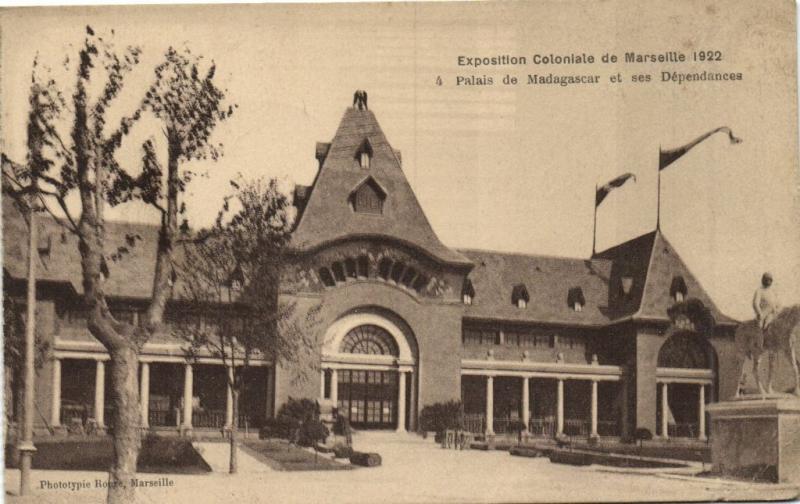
[
  {"x1": 638, "y1": 232, "x2": 737, "y2": 325},
  {"x1": 459, "y1": 248, "x2": 613, "y2": 326},
  {"x1": 349, "y1": 175, "x2": 387, "y2": 199},
  {"x1": 594, "y1": 231, "x2": 657, "y2": 319},
  {"x1": 290, "y1": 106, "x2": 471, "y2": 267},
  {"x1": 595, "y1": 229, "x2": 737, "y2": 325}
]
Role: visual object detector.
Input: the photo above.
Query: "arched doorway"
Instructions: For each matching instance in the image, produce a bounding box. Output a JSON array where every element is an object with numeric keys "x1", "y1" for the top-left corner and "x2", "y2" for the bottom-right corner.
[
  {"x1": 656, "y1": 330, "x2": 717, "y2": 439},
  {"x1": 320, "y1": 312, "x2": 417, "y2": 431}
]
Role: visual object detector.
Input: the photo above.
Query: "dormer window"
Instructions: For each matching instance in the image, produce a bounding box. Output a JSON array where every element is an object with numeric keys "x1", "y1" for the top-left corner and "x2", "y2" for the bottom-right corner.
[
  {"x1": 670, "y1": 275, "x2": 688, "y2": 302},
  {"x1": 462, "y1": 278, "x2": 475, "y2": 305},
  {"x1": 567, "y1": 287, "x2": 585, "y2": 312},
  {"x1": 621, "y1": 276, "x2": 634, "y2": 296},
  {"x1": 350, "y1": 177, "x2": 386, "y2": 214},
  {"x1": 511, "y1": 284, "x2": 529, "y2": 309},
  {"x1": 356, "y1": 139, "x2": 373, "y2": 169}
]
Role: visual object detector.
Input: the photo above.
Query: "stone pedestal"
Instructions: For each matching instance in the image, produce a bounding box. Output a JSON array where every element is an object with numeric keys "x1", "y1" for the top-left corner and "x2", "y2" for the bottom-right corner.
[{"x1": 707, "y1": 395, "x2": 800, "y2": 484}]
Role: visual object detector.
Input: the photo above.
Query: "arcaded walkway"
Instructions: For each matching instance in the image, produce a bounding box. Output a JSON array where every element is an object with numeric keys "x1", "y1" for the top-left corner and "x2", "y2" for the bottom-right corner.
[{"x1": 5, "y1": 432, "x2": 798, "y2": 503}]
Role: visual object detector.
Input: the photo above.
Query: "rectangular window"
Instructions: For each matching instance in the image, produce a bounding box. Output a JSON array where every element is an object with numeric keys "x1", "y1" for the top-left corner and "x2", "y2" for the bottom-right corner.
[
  {"x1": 505, "y1": 331, "x2": 519, "y2": 346},
  {"x1": 481, "y1": 330, "x2": 499, "y2": 345},
  {"x1": 463, "y1": 328, "x2": 482, "y2": 345}
]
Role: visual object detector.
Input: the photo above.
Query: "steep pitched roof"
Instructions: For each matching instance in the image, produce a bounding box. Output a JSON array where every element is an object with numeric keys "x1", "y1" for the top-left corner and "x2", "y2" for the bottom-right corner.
[
  {"x1": 595, "y1": 229, "x2": 737, "y2": 325},
  {"x1": 289, "y1": 107, "x2": 471, "y2": 267},
  {"x1": 594, "y1": 231, "x2": 657, "y2": 320},
  {"x1": 638, "y1": 232, "x2": 737, "y2": 325},
  {"x1": 459, "y1": 248, "x2": 613, "y2": 326}
]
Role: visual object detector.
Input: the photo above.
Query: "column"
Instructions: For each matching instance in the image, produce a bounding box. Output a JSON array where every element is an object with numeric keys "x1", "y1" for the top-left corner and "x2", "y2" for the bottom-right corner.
[
  {"x1": 265, "y1": 366, "x2": 274, "y2": 418},
  {"x1": 94, "y1": 360, "x2": 105, "y2": 428},
  {"x1": 225, "y1": 366, "x2": 234, "y2": 428},
  {"x1": 140, "y1": 362, "x2": 150, "y2": 428},
  {"x1": 408, "y1": 372, "x2": 416, "y2": 432},
  {"x1": 590, "y1": 380, "x2": 598, "y2": 437},
  {"x1": 330, "y1": 369, "x2": 338, "y2": 406},
  {"x1": 396, "y1": 371, "x2": 407, "y2": 432},
  {"x1": 556, "y1": 379, "x2": 564, "y2": 436},
  {"x1": 50, "y1": 358, "x2": 62, "y2": 427},
  {"x1": 183, "y1": 363, "x2": 193, "y2": 430},
  {"x1": 320, "y1": 368, "x2": 326, "y2": 399},
  {"x1": 660, "y1": 382, "x2": 669, "y2": 439},
  {"x1": 521, "y1": 377, "x2": 530, "y2": 430},
  {"x1": 698, "y1": 384, "x2": 707, "y2": 440},
  {"x1": 485, "y1": 376, "x2": 494, "y2": 435}
]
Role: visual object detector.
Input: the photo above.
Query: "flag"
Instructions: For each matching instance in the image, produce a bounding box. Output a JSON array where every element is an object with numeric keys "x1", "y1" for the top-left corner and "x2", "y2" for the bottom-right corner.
[
  {"x1": 659, "y1": 126, "x2": 741, "y2": 171},
  {"x1": 596, "y1": 173, "x2": 636, "y2": 206}
]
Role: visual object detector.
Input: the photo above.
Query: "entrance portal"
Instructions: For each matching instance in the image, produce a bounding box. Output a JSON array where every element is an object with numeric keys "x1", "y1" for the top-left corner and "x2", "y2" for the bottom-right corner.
[{"x1": 337, "y1": 370, "x2": 397, "y2": 429}]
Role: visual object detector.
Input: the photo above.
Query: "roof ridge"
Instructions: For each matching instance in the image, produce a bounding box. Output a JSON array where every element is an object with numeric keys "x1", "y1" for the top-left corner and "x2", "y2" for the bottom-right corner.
[
  {"x1": 457, "y1": 246, "x2": 612, "y2": 263},
  {"x1": 630, "y1": 229, "x2": 659, "y2": 320}
]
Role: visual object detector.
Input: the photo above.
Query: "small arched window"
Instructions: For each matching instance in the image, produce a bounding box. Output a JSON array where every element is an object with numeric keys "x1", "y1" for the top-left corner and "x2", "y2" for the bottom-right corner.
[
  {"x1": 331, "y1": 262, "x2": 346, "y2": 283},
  {"x1": 670, "y1": 276, "x2": 688, "y2": 302},
  {"x1": 462, "y1": 278, "x2": 475, "y2": 305},
  {"x1": 351, "y1": 177, "x2": 386, "y2": 215},
  {"x1": 567, "y1": 287, "x2": 585, "y2": 312},
  {"x1": 356, "y1": 139, "x2": 373, "y2": 170},
  {"x1": 512, "y1": 284, "x2": 529, "y2": 309},
  {"x1": 377, "y1": 257, "x2": 393, "y2": 280},
  {"x1": 356, "y1": 255, "x2": 369, "y2": 278},
  {"x1": 319, "y1": 267, "x2": 336, "y2": 287}
]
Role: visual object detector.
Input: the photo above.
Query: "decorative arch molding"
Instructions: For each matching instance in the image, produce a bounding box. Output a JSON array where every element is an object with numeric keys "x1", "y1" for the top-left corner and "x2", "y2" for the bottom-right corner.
[
  {"x1": 657, "y1": 329, "x2": 716, "y2": 370},
  {"x1": 283, "y1": 238, "x2": 459, "y2": 300},
  {"x1": 322, "y1": 312, "x2": 416, "y2": 368}
]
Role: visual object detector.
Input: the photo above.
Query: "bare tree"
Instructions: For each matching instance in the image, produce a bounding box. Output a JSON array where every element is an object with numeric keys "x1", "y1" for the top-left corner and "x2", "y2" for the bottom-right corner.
[
  {"x1": 174, "y1": 177, "x2": 319, "y2": 474},
  {"x1": 2, "y1": 27, "x2": 232, "y2": 503}
]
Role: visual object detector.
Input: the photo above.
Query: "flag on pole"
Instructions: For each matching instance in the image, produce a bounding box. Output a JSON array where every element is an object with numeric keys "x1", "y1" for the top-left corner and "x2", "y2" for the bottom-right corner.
[
  {"x1": 659, "y1": 126, "x2": 741, "y2": 171},
  {"x1": 596, "y1": 173, "x2": 636, "y2": 206}
]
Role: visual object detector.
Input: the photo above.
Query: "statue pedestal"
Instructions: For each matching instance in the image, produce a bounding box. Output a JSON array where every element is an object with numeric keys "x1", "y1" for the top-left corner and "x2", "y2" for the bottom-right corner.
[{"x1": 707, "y1": 395, "x2": 800, "y2": 484}]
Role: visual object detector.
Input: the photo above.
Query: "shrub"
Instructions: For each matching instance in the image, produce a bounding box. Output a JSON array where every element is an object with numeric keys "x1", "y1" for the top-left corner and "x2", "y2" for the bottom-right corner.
[
  {"x1": 259, "y1": 417, "x2": 294, "y2": 440},
  {"x1": 332, "y1": 444, "x2": 354, "y2": 459},
  {"x1": 350, "y1": 451, "x2": 382, "y2": 467},
  {"x1": 297, "y1": 419, "x2": 329, "y2": 448},
  {"x1": 277, "y1": 398, "x2": 320, "y2": 426},
  {"x1": 419, "y1": 400, "x2": 463, "y2": 438}
]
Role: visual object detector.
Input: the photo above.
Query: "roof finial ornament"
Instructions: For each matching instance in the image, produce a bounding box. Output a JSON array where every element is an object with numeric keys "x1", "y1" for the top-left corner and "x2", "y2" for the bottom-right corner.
[{"x1": 353, "y1": 89, "x2": 368, "y2": 110}]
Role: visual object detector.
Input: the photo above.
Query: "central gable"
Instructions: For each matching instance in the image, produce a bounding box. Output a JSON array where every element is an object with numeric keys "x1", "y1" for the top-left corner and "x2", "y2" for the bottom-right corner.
[{"x1": 290, "y1": 103, "x2": 471, "y2": 268}]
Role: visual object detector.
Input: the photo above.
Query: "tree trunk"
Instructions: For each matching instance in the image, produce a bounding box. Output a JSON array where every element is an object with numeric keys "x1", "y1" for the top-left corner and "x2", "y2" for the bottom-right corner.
[
  {"x1": 106, "y1": 345, "x2": 141, "y2": 504},
  {"x1": 229, "y1": 389, "x2": 238, "y2": 474}
]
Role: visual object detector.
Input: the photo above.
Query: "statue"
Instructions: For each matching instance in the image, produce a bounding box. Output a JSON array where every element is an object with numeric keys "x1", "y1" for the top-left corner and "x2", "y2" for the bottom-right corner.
[
  {"x1": 734, "y1": 305, "x2": 800, "y2": 397},
  {"x1": 353, "y1": 89, "x2": 368, "y2": 110}
]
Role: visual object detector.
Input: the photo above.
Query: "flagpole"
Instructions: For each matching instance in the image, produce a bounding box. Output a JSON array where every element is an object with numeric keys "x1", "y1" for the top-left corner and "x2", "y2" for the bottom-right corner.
[
  {"x1": 656, "y1": 152, "x2": 662, "y2": 231},
  {"x1": 592, "y1": 184, "x2": 598, "y2": 256}
]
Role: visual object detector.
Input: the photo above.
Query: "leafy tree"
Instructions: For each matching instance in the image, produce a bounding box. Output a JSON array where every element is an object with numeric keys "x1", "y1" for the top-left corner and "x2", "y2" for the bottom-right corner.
[
  {"x1": 2, "y1": 27, "x2": 232, "y2": 503},
  {"x1": 174, "y1": 177, "x2": 319, "y2": 474}
]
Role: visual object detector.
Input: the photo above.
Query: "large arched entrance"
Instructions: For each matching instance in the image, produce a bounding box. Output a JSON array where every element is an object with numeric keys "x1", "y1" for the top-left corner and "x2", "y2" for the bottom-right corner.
[
  {"x1": 320, "y1": 312, "x2": 417, "y2": 431},
  {"x1": 656, "y1": 330, "x2": 717, "y2": 440}
]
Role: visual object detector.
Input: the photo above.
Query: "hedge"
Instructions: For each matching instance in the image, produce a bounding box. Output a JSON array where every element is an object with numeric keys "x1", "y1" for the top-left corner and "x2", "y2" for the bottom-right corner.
[{"x1": 349, "y1": 451, "x2": 382, "y2": 467}]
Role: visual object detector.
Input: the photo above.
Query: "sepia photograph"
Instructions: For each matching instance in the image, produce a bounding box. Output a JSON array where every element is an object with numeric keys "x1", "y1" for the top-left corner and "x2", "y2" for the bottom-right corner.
[{"x1": 1, "y1": 0, "x2": 799, "y2": 502}]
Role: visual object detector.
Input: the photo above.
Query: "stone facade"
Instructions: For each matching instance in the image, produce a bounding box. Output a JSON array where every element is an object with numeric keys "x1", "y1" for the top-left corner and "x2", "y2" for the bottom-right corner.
[{"x1": 4, "y1": 100, "x2": 742, "y2": 439}]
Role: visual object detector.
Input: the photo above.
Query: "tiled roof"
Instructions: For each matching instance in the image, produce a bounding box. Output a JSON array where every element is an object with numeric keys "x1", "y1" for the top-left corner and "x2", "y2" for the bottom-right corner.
[
  {"x1": 594, "y1": 230, "x2": 737, "y2": 325},
  {"x1": 459, "y1": 248, "x2": 613, "y2": 326},
  {"x1": 638, "y1": 231, "x2": 737, "y2": 325},
  {"x1": 2, "y1": 196, "x2": 185, "y2": 299},
  {"x1": 594, "y1": 231, "x2": 656, "y2": 320},
  {"x1": 289, "y1": 107, "x2": 472, "y2": 267}
]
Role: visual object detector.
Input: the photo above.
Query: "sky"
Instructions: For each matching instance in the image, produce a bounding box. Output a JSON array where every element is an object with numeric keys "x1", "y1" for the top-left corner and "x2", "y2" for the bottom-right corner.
[{"x1": 1, "y1": 0, "x2": 798, "y2": 321}]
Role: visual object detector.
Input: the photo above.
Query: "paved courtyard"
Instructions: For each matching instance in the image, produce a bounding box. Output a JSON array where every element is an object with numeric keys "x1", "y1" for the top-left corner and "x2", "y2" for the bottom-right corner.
[{"x1": 5, "y1": 432, "x2": 798, "y2": 503}]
